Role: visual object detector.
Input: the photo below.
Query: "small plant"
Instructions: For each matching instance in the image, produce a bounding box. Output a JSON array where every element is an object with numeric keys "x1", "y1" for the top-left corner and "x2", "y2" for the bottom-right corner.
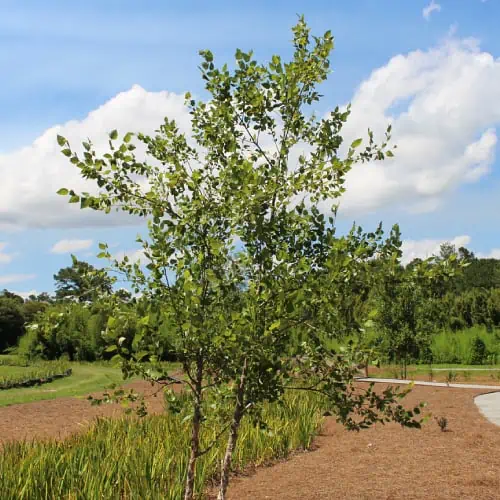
[
  {"x1": 470, "y1": 336, "x2": 488, "y2": 365},
  {"x1": 427, "y1": 365, "x2": 434, "y2": 382},
  {"x1": 445, "y1": 370, "x2": 458, "y2": 385},
  {"x1": 435, "y1": 416, "x2": 448, "y2": 432}
]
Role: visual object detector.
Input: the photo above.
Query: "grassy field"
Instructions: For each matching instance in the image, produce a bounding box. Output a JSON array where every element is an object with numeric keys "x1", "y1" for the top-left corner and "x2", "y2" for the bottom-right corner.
[
  {"x1": 0, "y1": 365, "x2": 31, "y2": 377},
  {"x1": 368, "y1": 363, "x2": 500, "y2": 384},
  {"x1": 0, "y1": 363, "x2": 127, "y2": 407}
]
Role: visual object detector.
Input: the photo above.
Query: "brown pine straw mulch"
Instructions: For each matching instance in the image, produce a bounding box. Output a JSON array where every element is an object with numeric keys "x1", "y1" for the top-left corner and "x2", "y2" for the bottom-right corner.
[
  {"x1": 1, "y1": 381, "x2": 499, "y2": 499},
  {"x1": 0, "y1": 380, "x2": 170, "y2": 444},
  {"x1": 227, "y1": 383, "x2": 500, "y2": 500}
]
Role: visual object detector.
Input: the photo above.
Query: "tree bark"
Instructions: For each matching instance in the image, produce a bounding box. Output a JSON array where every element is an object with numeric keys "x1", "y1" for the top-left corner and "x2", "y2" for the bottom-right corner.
[
  {"x1": 184, "y1": 358, "x2": 203, "y2": 500},
  {"x1": 217, "y1": 359, "x2": 247, "y2": 500}
]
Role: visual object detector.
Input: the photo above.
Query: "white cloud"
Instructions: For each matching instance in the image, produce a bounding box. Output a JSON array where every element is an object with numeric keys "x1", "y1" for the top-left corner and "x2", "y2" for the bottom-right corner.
[
  {"x1": 477, "y1": 248, "x2": 500, "y2": 259},
  {"x1": 337, "y1": 36, "x2": 500, "y2": 216},
  {"x1": 112, "y1": 248, "x2": 147, "y2": 264},
  {"x1": 50, "y1": 238, "x2": 93, "y2": 254},
  {"x1": 2, "y1": 36, "x2": 500, "y2": 229},
  {"x1": 9, "y1": 289, "x2": 37, "y2": 300},
  {"x1": 0, "y1": 274, "x2": 36, "y2": 285},
  {"x1": 401, "y1": 235, "x2": 471, "y2": 264},
  {"x1": 0, "y1": 85, "x2": 191, "y2": 230},
  {"x1": 423, "y1": 1, "x2": 441, "y2": 20},
  {"x1": 0, "y1": 243, "x2": 15, "y2": 264}
]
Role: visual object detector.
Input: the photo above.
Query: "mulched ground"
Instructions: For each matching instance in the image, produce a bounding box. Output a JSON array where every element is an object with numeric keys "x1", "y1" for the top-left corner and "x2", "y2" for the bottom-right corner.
[
  {"x1": 0, "y1": 380, "x2": 169, "y2": 445},
  {"x1": 227, "y1": 383, "x2": 500, "y2": 500},
  {"x1": 1, "y1": 380, "x2": 499, "y2": 499}
]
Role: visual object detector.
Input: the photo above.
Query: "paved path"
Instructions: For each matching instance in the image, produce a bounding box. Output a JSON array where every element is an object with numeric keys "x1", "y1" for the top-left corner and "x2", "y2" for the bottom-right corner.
[
  {"x1": 475, "y1": 392, "x2": 500, "y2": 426},
  {"x1": 357, "y1": 377, "x2": 500, "y2": 427}
]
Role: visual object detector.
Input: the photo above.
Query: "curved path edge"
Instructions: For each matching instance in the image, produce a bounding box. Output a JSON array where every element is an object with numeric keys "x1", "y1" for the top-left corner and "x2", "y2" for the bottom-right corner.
[{"x1": 356, "y1": 376, "x2": 500, "y2": 427}]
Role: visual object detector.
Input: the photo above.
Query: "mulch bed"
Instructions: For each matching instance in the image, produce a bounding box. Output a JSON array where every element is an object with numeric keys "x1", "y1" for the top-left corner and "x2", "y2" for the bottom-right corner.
[
  {"x1": 0, "y1": 380, "x2": 170, "y2": 445},
  {"x1": 227, "y1": 383, "x2": 500, "y2": 499},
  {"x1": 1, "y1": 380, "x2": 499, "y2": 499}
]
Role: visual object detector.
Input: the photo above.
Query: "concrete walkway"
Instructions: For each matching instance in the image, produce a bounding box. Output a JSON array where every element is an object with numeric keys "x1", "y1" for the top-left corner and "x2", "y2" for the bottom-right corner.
[{"x1": 356, "y1": 377, "x2": 500, "y2": 427}]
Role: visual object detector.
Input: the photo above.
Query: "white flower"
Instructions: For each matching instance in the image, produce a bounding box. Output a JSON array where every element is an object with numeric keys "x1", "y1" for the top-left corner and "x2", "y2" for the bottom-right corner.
[{"x1": 118, "y1": 336, "x2": 126, "y2": 346}]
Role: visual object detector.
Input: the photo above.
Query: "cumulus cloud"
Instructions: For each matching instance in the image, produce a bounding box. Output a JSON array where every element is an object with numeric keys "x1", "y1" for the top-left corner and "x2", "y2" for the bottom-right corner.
[
  {"x1": 0, "y1": 273, "x2": 36, "y2": 285},
  {"x1": 0, "y1": 243, "x2": 15, "y2": 264},
  {"x1": 477, "y1": 248, "x2": 500, "y2": 259},
  {"x1": 423, "y1": 1, "x2": 441, "y2": 20},
  {"x1": 50, "y1": 239, "x2": 93, "y2": 254},
  {"x1": 401, "y1": 235, "x2": 471, "y2": 264},
  {"x1": 0, "y1": 85, "x2": 191, "y2": 230},
  {"x1": 112, "y1": 248, "x2": 147, "y2": 264},
  {"x1": 9, "y1": 289, "x2": 38, "y2": 300},
  {"x1": 338, "y1": 36, "x2": 500, "y2": 216},
  {"x1": 2, "y1": 35, "x2": 500, "y2": 229}
]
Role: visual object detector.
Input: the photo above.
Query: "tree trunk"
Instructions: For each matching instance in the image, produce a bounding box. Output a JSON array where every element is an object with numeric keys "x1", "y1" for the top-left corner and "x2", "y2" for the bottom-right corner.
[
  {"x1": 217, "y1": 359, "x2": 247, "y2": 500},
  {"x1": 184, "y1": 415, "x2": 201, "y2": 500},
  {"x1": 184, "y1": 358, "x2": 203, "y2": 500}
]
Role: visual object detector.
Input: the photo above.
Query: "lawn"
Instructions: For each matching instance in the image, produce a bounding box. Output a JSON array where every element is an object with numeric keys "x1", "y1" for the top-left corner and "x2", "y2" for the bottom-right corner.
[
  {"x1": 0, "y1": 365, "x2": 32, "y2": 377},
  {"x1": 368, "y1": 363, "x2": 500, "y2": 384},
  {"x1": 0, "y1": 363, "x2": 127, "y2": 407}
]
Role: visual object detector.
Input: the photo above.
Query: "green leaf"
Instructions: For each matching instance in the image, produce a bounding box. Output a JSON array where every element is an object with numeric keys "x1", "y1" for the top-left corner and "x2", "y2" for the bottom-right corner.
[
  {"x1": 104, "y1": 345, "x2": 118, "y2": 353},
  {"x1": 57, "y1": 135, "x2": 67, "y2": 147},
  {"x1": 351, "y1": 138, "x2": 362, "y2": 149},
  {"x1": 109, "y1": 129, "x2": 118, "y2": 140},
  {"x1": 98, "y1": 242, "x2": 107, "y2": 250},
  {"x1": 61, "y1": 148, "x2": 72, "y2": 157},
  {"x1": 57, "y1": 188, "x2": 69, "y2": 196},
  {"x1": 69, "y1": 195, "x2": 80, "y2": 203},
  {"x1": 123, "y1": 132, "x2": 133, "y2": 143}
]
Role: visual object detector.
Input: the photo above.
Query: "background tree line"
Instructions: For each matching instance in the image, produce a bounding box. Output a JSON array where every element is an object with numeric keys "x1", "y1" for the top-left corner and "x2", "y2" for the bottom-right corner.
[{"x1": 2, "y1": 240, "x2": 500, "y2": 367}]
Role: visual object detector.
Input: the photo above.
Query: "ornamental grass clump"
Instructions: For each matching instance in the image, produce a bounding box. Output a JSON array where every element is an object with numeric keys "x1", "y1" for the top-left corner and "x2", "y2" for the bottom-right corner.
[{"x1": 0, "y1": 390, "x2": 324, "y2": 499}]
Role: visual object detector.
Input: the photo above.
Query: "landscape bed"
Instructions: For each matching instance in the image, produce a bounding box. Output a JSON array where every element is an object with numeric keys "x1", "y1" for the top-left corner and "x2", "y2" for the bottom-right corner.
[
  {"x1": 0, "y1": 390, "x2": 324, "y2": 499},
  {"x1": 226, "y1": 383, "x2": 500, "y2": 500},
  {"x1": 0, "y1": 381, "x2": 499, "y2": 499},
  {"x1": 0, "y1": 361, "x2": 71, "y2": 390}
]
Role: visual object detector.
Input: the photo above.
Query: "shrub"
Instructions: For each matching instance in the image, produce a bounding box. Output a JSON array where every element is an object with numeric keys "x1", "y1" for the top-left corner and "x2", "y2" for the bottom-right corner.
[{"x1": 469, "y1": 335, "x2": 488, "y2": 365}]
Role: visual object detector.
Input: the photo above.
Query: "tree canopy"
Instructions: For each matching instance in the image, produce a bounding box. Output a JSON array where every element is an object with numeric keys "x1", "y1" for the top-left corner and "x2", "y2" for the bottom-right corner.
[{"x1": 53, "y1": 257, "x2": 114, "y2": 302}]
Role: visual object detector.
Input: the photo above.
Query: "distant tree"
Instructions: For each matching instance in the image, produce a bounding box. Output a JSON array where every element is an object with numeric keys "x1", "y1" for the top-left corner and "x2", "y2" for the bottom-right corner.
[
  {"x1": 439, "y1": 242, "x2": 457, "y2": 261},
  {"x1": 22, "y1": 300, "x2": 49, "y2": 324},
  {"x1": 456, "y1": 258, "x2": 500, "y2": 292},
  {"x1": 54, "y1": 257, "x2": 114, "y2": 302},
  {"x1": 375, "y1": 232, "x2": 462, "y2": 376},
  {"x1": 0, "y1": 297, "x2": 25, "y2": 352},
  {"x1": 406, "y1": 257, "x2": 423, "y2": 271},
  {"x1": 27, "y1": 292, "x2": 54, "y2": 303},
  {"x1": 114, "y1": 288, "x2": 132, "y2": 302},
  {"x1": 0, "y1": 289, "x2": 24, "y2": 304},
  {"x1": 458, "y1": 246, "x2": 475, "y2": 262}
]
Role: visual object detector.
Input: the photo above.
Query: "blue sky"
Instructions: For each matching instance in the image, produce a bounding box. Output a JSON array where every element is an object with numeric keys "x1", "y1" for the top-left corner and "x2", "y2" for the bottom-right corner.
[{"x1": 1, "y1": 0, "x2": 500, "y2": 296}]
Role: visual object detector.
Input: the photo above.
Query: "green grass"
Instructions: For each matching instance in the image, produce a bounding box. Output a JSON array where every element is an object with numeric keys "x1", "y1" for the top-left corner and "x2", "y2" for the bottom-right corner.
[
  {"x1": 0, "y1": 363, "x2": 127, "y2": 407},
  {"x1": 430, "y1": 327, "x2": 500, "y2": 364},
  {"x1": 0, "y1": 365, "x2": 31, "y2": 377},
  {"x1": 370, "y1": 363, "x2": 500, "y2": 382},
  {"x1": 0, "y1": 390, "x2": 324, "y2": 499}
]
